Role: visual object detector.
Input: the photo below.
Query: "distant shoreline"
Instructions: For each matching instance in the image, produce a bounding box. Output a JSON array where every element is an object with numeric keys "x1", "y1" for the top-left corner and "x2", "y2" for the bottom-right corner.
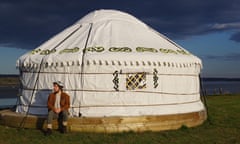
[
  {"x1": 0, "y1": 74, "x2": 240, "y2": 87},
  {"x1": 0, "y1": 74, "x2": 19, "y2": 78},
  {"x1": 0, "y1": 75, "x2": 239, "y2": 99},
  {"x1": 1, "y1": 74, "x2": 240, "y2": 83},
  {"x1": 0, "y1": 75, "x2": 19, "y2": 86},
  {"x1": 202, "y1": 77, "x2": 240, "y2": 82}
]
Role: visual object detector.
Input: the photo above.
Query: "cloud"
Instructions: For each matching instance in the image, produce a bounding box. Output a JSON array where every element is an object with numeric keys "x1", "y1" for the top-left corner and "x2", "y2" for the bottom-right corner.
[
  {"x1": 0, "y1": 0, "x2": 240, "y2": 49},
  {"x1": 210, "y1": 22, "x2": 240, "y2": 30},
  {"x1": 205, "y1": 53, "x2": 240, "y2": 61},
  {"x1": 139, "y1": 0, "x2": 240, "y2": 38}
]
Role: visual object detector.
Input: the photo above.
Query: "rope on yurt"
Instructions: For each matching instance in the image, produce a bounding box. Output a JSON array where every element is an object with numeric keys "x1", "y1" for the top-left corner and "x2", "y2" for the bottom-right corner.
[
  {"x1": 79, "y1": 23, "x2": 93, "y2": 117},
  {"x1": 199, "y1": 74, "x2": 211, "y2": 123},
  {"x1": 18, "y1": 25, "x2": 81, "y2": 129},
  {"x1": 18, "y1": 58, "x2": 45, "y2": 129}
]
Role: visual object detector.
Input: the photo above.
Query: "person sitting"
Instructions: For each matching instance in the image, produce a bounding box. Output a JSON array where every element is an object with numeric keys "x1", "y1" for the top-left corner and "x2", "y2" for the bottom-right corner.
[{"x1": 45, "y1": 81, "x2": 70, "y2": 135}]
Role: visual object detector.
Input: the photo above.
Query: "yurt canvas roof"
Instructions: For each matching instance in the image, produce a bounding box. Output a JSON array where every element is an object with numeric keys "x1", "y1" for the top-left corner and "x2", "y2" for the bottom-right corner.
[{"x1": 17, "y1": 9, "x2": 201, "y2": 69}]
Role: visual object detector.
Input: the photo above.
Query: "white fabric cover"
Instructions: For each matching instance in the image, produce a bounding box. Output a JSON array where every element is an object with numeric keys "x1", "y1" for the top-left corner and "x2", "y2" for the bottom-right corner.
[{"x1": 16, "y1": 9, "x2": 204, "y2": 117}]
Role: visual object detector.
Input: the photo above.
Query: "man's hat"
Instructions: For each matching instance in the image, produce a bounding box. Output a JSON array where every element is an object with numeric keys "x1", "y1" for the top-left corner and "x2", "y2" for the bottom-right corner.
[{"x1": 53, "y1": 81, "x2": 64, "y2": 88}]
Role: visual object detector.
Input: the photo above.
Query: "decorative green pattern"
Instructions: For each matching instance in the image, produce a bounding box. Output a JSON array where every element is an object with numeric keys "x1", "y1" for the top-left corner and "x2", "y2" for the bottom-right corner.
[
  {"x1": 136, "y1": 47, "x2": 158, "y2": 53},
  {"x1": 85, "y1": 46, "x2": 105, "y2": 52},
  {"x1": 29, "y1": 46, "x2": 190, "y2": 55},
  {"x1": 40, "y1": 49, "x2": 56, "y2": 55},
  {"x1": 59, "y1": 47, "x2": 79, "y2": 54},
  {"x1": 176, "y1": 49, "x2": 190, "y2": 55},
  {"x1": 109, "y1": 47, "x2": 132, "y2": 52},
  {"x1": 30, "y1": 49, "x2": 41, "y2": 55},
  {"x1": 159, "y1": 48, "x2": 178, "y2": 54},
  {"x1": 153, "y1": 68, "x2": 158, "y2": 88},
  {"x1": 112, "y1": 71, "x2": 119, "y2": 91}
]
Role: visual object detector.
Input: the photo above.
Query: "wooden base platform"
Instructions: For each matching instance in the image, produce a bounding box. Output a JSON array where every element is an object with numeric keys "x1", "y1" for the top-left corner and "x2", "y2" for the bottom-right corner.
[{"x1": 0, "y1": 109, "x2": 207, "y2": 133}]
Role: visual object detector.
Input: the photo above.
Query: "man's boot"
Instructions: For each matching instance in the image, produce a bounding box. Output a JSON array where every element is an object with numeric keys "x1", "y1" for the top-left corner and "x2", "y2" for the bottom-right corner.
[
  {"x1": 45, "y1": 124, "x2": 53, "y2": 136},
  {"x1": 60, "y1": 126, "x2": 67, "y2": 133},
  {"x1": 60, "y1": 121, "x2": 67, "y2": 133},
  {"x1": 45, "y1": 128, "x2": 52, "y2": 136}
]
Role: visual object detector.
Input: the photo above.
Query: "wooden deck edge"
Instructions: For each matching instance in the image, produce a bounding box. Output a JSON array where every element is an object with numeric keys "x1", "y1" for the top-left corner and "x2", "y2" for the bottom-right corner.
[{"x1": 0, "y1": 109, "x2": 207, "y2": 133}]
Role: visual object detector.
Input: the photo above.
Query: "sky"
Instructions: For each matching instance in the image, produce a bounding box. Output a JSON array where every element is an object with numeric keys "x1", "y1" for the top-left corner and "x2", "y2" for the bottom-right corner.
[{"x1": 0, "y1": 0, "x2": 239, "y2": 78}]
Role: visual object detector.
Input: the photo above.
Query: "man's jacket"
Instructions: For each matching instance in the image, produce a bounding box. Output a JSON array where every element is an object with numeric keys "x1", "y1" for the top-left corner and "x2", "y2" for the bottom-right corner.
[{"x1": 47, "y1": 92, "x2": 70, "y2": 112}]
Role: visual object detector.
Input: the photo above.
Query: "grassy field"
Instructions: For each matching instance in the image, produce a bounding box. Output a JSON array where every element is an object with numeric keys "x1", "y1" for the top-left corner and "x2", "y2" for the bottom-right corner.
[{"x1": 0, "y1": 95, "x2": 240, "y2": 144}]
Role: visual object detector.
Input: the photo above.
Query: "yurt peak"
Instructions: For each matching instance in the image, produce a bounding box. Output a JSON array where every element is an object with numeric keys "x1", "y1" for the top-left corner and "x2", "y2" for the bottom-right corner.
[{"x1": 76, "y1": 9, "x2": 146, "y2": 26}]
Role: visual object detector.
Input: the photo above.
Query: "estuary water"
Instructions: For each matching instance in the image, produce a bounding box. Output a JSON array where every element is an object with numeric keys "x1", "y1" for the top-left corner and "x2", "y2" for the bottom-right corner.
[{"x1": 0, "y1": 80, "x2": 240, "y2": 108}]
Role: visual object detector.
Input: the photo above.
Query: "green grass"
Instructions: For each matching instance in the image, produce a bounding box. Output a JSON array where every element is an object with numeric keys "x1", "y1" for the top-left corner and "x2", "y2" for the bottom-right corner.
[{"x1": 0, "y1": 95, "x2": 240, "y2": 144}]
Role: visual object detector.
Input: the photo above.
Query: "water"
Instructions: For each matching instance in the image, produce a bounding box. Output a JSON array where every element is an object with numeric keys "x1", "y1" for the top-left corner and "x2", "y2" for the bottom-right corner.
[
  {"x1": 0, "y1": 98, "x2": 17, "y2": 109},
  {"x1": 0, "y1": 86, "x2": 18, "y2": 109},
  {"x1": 202, "y1": 81, "x2": 240, "y2": 95},
  {"x1": 0, "y1": 80, "x2": 240, "y2": 108},
  {"x1": 0, "y1": 86, "x2": 19, "y2": 99}
]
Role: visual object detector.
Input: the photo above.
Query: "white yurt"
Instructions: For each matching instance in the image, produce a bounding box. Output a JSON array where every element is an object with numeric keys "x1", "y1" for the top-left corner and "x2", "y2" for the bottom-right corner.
[{"x1": 14, "y1": 9, "x2": 206, "y2": 132}]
